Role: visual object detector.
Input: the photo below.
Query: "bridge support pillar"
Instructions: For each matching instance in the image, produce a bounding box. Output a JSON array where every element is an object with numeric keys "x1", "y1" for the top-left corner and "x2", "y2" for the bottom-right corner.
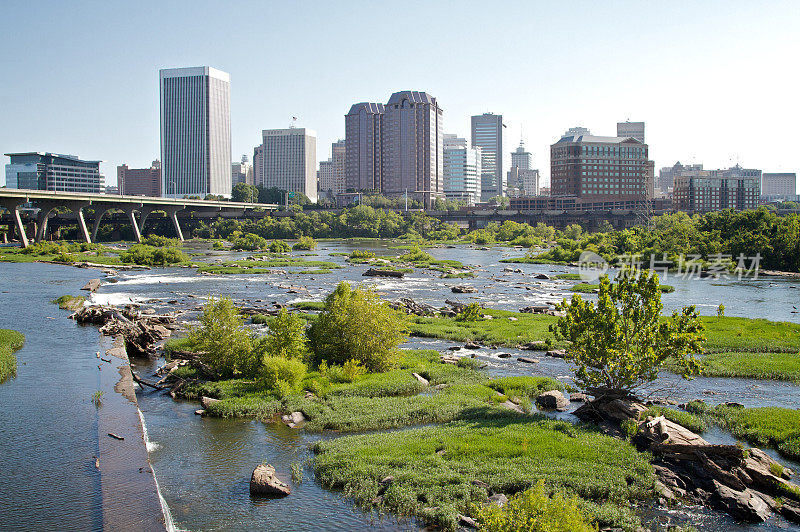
[
  {"x1": 76, "y1": 207, "x2": 91, "y2": 244},
  {"x1": 0, "y1": 198, "x2": 29, "y2": 248},
  {"x1": 91, "y1": 207, "x2": 112, "y2": 242},
  {"x1": 138, "y1": 205, "x2": 158, "y2": 236},
  {"x1": 123, "y1": 205, "x2": 142, "y2": 243},
  {"x1": 34, "y1": 201, "x2": 64, "y2": 243},
  {"x1": 164, "y1": 206, "x2": 185, "y2": 241}
]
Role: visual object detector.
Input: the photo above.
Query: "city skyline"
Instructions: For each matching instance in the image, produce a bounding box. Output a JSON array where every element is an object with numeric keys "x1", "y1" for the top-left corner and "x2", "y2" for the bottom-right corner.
[{"x1": 1, "y1": 1, "x2": 798, "y2": 190}]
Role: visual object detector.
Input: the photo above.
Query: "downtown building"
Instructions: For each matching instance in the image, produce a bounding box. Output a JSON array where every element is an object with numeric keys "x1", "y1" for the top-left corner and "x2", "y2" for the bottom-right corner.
[
  {"x1": 506, "y1": 140, "x2": 540, "y2": 197},
  {"x1": 761, "y1": 172, "x2": 797, "y2": 201},
  {"x1": 658, "y1": 162, "x2": 703, "y2": 195},
  {"x1": 673, "y1": 165, "x2": 761, "y2": 212},
  {"x1": 344, "y1": 91, "x2": 443, "y2": 207},
  {"x1": 117, "y1": 160, "x2": 161, "y2": 196},
  {"x1": 442, "y1": 134, "x2": 481, "y2": 205},
  {"x1": 318, "y1": 139, "x2": 346, "y2": 200},
  {"x1": 550, "y1": 132, "x2": 649, "y2": 203},
  {"x1": 471, "y1": 113, "x2": 504, "y2": 202},
  {"x1": 231, "y1": 156, "x2": 253, "y2": 186},
  {"x1": 5, "y1": 152, "x2": 104, "y2": 193},
  {"x1": 255, "y1": 128, "x2": 317, "y2": 202},
  {"x1": 160, "y1": 66, "x2": 231, "y2": 197},
  {"x1": 617, "y1": 121, "x2": 645, "y2": 143}
]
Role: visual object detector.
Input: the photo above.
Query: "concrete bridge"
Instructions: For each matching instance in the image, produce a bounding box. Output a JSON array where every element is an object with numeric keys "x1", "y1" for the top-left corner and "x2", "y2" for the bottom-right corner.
[{"x1": 0, "y1": 189, "x2": 275, "y2": 247}]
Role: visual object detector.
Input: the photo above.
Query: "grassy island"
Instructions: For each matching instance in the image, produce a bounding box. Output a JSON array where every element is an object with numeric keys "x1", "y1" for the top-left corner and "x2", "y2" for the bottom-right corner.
[{"x1": 0, "y1": 329, "x2": 25, "y2": 383}]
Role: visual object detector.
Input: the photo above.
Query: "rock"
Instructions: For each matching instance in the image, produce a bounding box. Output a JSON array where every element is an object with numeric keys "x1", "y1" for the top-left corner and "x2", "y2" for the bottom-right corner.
[
  {"x1": 464, "y1": 342, "x2": 481, "y2": 350},
  {"x1": 640, "y1": 416, "x2": 709, "y2": 447},
  {"x1": 724, "y1": 402, "x2": 745, "y2": 408},
  {"x1": 546, "y1": 349, "x2": 566, "y2": 358},
  {"x1": 520, "y1": 305, "x2": 552, "y2": 314},
  {"x1": 508, "y1": 316, "x2": 518, "y2": 321},
  {"x1": 363, "y1": 268, "x2": 404, "y2": 278},
  {"x1": 250, "y1": 464, "x2": 291, "y2": 497},
  {"x1": 440, "y1": 354, "x2": 460, "y2": 365},
  {"x1": 536, "y1": 390, "x2": 569, "y2": 411},
  {"x1": 534, "y1": 273, "x2": 550, "y2": 280},
  {"x1": 281, "y1": 411, "x2": 306, "y2": 428},
  {"x1": 570, "y1": 392, "x2": 588, "y2": 402},
  {"x1": 451, "y1": 285, "x2": 478, "y2": 293},
  {"x1": 518, "y1": 341, "x2": 545, "y2": 350},
  {"x1": 780, "y1": 501, "x2": 800, "y2": 524},
  {"x1": 200, "y1": 396, "x2": 219, "y2": 409},
  {"x1": 81, "y1": 279, "x2": 102, "y2": 292},
  {"x1": 194, "y1": 409, "x2": 205, "y2": 416},
  {"x1": 497, "y1": 353, "x2": 511, "y2": 359},
  {"x1": 517, "y1": 356, "x2": 539, "y2": 364},
  {"x1": 447, "y1": 345, "x2": 461, "y2": 350},
  {"x1": 488, "y1": 493, "x2": 508, "y2": 507},
  {"x1": 471, "y1": 480, "x2": 489, "y2": 490},
  {"x1": 713, "y1": 482, "x2": 771, "y2": 522},
  {"x1": 458, "y1": 514, "x2": 479, "y2": 529},
  {"x1": 412, "y1": 372, "x2": 429, "y2": 386}
]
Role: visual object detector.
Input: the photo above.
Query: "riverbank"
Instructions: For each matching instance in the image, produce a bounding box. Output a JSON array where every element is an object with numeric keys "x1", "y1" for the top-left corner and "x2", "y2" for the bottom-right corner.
[{"x1": 0, "y1": 329, "x2": 24, "y2": 383}]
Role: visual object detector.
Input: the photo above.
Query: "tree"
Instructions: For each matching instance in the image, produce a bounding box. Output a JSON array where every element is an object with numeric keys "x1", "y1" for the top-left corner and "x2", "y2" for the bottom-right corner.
[
  {"x1": 551, "y1": 268, "x2": 704, "y2": 394},
  {"x1": 232, "y1": 183, "x2": 258, "y2": 203},
  {"x1": 188, "y1": 297, "x2": 258, "y2": 378},
  {"x1": 256, "y1": 308, "x2": 309, "y2": 361},
  {"x1": 308, "y1": 282, "x2": 407, "y2": 371},
  {"x1": 489, "y1": 195, "x2": 511, "y2": 208}
]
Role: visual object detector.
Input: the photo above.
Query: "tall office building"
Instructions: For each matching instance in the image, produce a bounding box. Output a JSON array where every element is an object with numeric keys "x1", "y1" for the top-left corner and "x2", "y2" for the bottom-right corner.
[
  {"x1": 673, "y1": 165, "x2": 761, "y2": 212},
  {"x1": 160, "y1": 66, "x2": 231, "y2": 197},
  {"x1": 255, "y1": 128, "x2": 317, "y2": 202},
  {"x1": 550, "y1": 133, "x2": 648, "y2": 200},
  {"x1": 344, "y1": 91, "x2": 443, "y2": 207},
  {"x1": 118, "y1": 160, "x2": 161, "y2": 196},
  {"x1": 507, "y1": 140, "x2": 539, "y2": 197},
  {"x1": 5, "y1": 152, "x2": 104, "y2": 193},
  {"x1": 617, "y1": 121, "x2": 645, "y2": 143},
  {"x1": 319, "y1": 139, "x2": 346, "y2": 197},
  {"x1": 442, "y1": 134, "x2": 481, "y2": 205},
  {"x1": 471, "y1": 113, "x2": 503, "y2": 202},
  {"x1": 761, "y1": 173, "x2": 797, "y2": 200},
  {"x1": 231, "y1": 155, "x2": 253, "y2": 186},
  {"x1": 345, "y1": 102, "x2": 385, "y2": 192}
]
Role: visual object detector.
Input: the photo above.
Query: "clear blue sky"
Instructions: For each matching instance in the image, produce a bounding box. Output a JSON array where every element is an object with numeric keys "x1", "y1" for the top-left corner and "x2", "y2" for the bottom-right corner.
[{"x1": 1, "y1": 0, "x2": 798, "y2": 188}]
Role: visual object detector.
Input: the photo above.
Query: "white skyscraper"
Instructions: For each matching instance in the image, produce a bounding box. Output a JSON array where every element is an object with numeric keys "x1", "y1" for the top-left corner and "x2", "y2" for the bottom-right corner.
[
  {"x1": 256, "y1": 128, "x2": 317, "y2": 202},
  {"x1": 160, "y1": 66, "x2": 231, "y2": 197},
  {"x1": 443, "y1": 134, "x2": 481, "y2": 205},
  {"x1": 471, "y1": 113, "x2": 504, "y2": 202},
  {"x1": 319, "y1": 139, "x2": 346, "y2": 198}
]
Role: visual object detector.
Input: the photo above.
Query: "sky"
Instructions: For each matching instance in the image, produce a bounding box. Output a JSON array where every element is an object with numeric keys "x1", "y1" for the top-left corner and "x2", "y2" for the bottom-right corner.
[{"x1": 1, "y1": 0, "x2": 798, "y2": 189}]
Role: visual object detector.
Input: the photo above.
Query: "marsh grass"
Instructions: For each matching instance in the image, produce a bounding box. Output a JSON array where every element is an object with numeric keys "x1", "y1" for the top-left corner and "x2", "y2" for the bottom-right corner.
[
  {"x1": 290, "y1": 301, "x2": 325, "y2": 311},
  {"x1": 571, "y1": 283, "x2": 674, "y2": 294},
  {"x1": 312, "y1": 415, "x2": 653, "y2": 530},
  {"x1": 52, "y1": 295, "x2": 86, "y2": 310},
  {"x1": 0, "y1": 329, "x2": 25, "y2": 383},
  {"x1": 197, "y1": 257, "x2": 341, "y2": 274},
  {"x1": 693, "y1": 352, "x2": 800, "y2": 381},
  {"x1": 686, "y1": 402, "x2": 800, "y2": 460}
]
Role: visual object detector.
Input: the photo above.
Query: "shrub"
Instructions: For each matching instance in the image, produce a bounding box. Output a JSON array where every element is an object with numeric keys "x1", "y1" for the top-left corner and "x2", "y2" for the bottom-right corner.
[
  {"x1": 717, "y1": 304, "x2": 725, "y2": 318},
  {"x1": 473, "y1": 480, "x2": 595, "y2": 532},
  {"x1": 255, "y1": 308, "x2": 309, "y2": 361},
  {"x1": 456, "y1": 302, "x2": 482, "y2": 322},
  {"x1": 141, "y1": 234, "x2": 180, "y2": 247},
  {"x1": 260, "y1": 355, "x2": 307, "y2": 394},
  {"x1": 251, "y1": 314, "x2": 270, "y2": 325},
  {"x1": 308, "y1": 282, "x2": 407, "y2": 371},
  {"x1": 349, "y1": 249, "x2": 375, "y2": 260},
  {"x1": 342, "y1": 359, "x2": 367, "y2": 382},
  {"x1": 188, "y1": 297, "x2": 258, "y2": 378},
  {"x1": 20, "y1": 241, "x2": 66, "y2": 255},
  {"x1": 269, "y1": 240, "x2": 292, "y2": 253},
  {"x1": 231, "y1": 233, "x2": 268, "y2": 251},
  {"x1": 293, "y1": 236, "x2": 317, "y2": 250},
  {"x1": 119, "y1": 244, "x2": 187, "y2": 266}
]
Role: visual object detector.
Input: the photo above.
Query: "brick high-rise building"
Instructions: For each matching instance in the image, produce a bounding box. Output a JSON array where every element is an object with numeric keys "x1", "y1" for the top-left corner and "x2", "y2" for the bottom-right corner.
[
  {"x1": 673, "y1": 165, "x2": 761, "y2": 212},
  {"x1": 550, "y1": 133, "x2": 648, "y2": 201},
  {"x1": 761, "y1": 172, "x2": 797, "y2": 200},
  {"x1": 345, "y1": 102, "x2": 385, "y2": 192},
  {"x1": 117, "y1": 161, "x2": 161, "y2": 196}
]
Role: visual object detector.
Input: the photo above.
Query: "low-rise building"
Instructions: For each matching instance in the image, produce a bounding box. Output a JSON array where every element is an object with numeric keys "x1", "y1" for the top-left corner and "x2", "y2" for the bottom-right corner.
[
  {"x1": 761, "y1": 172, "x2": 796, "y2": 201},
  {"x1": 673, "y1": 165, "x2": 760, "y2": 212},
  {"x1": 118, "y1": 161, "x2": 161, "y2": 196},
  {"x1": 5, "y1": 152, "x2": 104, "y2": 193},
  {"x1": 443, "y1": 134, "x2": 481, "y2": 205}
]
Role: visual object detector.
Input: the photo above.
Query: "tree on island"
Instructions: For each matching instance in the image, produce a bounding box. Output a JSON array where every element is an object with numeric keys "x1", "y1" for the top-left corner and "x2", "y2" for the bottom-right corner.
[{"x1": 551, "y1": 268, "x2": 705, "y2": 396}]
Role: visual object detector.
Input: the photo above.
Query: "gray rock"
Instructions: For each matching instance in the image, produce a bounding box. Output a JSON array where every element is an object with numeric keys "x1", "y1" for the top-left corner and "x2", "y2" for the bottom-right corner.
[
  {"x1": 458, "y1": 514, "x2": 479, "y2": 529},
  {"x1": 451, "y1": 285, "x2": 478, "y2": 293},
  {"x1": 200, "y1": 396, "x2": 219, "y2": 409},
  {"x1": 713, "y1": 482, "x2": 771, "y2": 522},
  {"x1": 546, "y1": 349, "x2": 566, "y2": 358},
  {"x1": 412, "y1": 372, "x2": 429, "y2": 386},
  {"x1": 536, "y1": 390, "x2": 569, "y2": 411},
  {"x1": 569, "y1": 392, "x2": 589, "y2": 402},
  {"x1": 488, "y1": 493, "x2": 508, "y2": 507},
  {"x1": 250, "y1": 464, "x2": 291, "y2": 497},
  {"x1": 517, "y1": 356, "x2": 539, "y2": 364}
]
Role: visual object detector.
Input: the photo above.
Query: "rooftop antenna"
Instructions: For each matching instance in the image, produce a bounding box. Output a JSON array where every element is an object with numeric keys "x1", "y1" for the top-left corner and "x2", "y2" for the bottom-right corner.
[{"x1": 290, "y1": 116, "x2": 297, "y2": 129}]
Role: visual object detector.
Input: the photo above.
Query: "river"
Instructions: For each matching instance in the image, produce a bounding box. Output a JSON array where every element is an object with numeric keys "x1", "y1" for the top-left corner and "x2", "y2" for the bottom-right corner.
[{"x1": 1, "y1": 241, "x2": 798, "y2": 531}]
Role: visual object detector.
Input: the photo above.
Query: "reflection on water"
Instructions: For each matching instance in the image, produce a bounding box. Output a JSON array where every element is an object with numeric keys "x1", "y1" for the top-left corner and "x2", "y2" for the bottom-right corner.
[{"x1": 1, "y1": 242, "x2": 798, "y2": 531}]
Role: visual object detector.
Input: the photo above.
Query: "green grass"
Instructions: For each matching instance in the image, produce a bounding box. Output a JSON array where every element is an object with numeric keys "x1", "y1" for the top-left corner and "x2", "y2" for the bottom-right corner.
[
  {"x1": 441, "y1": 271, "x2": 476, "y2": 278},
  {"x1": 694, "y1": 352, "x2": 800, "y2": 381},
  {"x1": 571, "y1": 283, "x2": 674, "y2": 294},
  {"x1": 51, "y1": 295, "x2": 86, "y2": 310},
  {"x1": 686, "y1": 402, "x2": 800, "y2": 460},
  {"x1": 554, "y1": 273, "x2": 583, "y2": 280},
  {"x1": 163, "y1": 336, "x2": 196, "y2": 357},
  {"x1": 296, "y1": 269, "x2": 334, "y2": 274},
  {"x1": 643, "y1": 406, "x2": 709, "y2": 433},
  {"x1": 500, "y1": 256, "x2": 568, "y2": 265},
  {"x1": 290, "y1": 301, "x2": 325, "y2": 311},
  {"x1": 699, "y1": 317, "x2": 800, "y2": 353},
  {"x1": 197, "y1": 257, "x2": 341, "y2": 274},
  {"x1": 313, "y1": 416, "x2": 653, "y2": 530},
  {"x1": 0, "y1": 329, "x2": 25, "y2": 383}
]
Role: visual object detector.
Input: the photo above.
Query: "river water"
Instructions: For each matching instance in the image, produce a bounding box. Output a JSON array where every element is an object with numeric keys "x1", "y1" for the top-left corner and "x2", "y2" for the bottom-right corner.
[{"x1": 1, "y1": 241, "x2": 799, "y2": 531}]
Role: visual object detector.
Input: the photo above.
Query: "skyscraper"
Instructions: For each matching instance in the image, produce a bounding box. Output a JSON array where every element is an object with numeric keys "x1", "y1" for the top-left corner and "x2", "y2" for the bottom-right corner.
[
  {"x1": 118, "y1": 161, "x2": 161, "y2": 196},
  {"x1": 345, "y1": 91, "x2": 444, "y2": 207},
  {"x1": 160, "y1": 66, "x2": 231, "y2": 197},
  {"x1": 345, "y1": 102, "x2": 385, "y2": 192},
  {"x1": 255, "y1": 128, "x2": 317, "y2": 202},
  {"x1": 471, "y1": 113, "x2": 503, "y2": 202},
  {"x1": 231, "y1": 155, "x2": 253, "y2": 186},
  {"x1": 319, "y1": 139, "x2": 346, "y2": 198},
  {"x1": 507, "y1": 140, "x2": 539, "y2": 197},
  {"x1": 617, "y1": 121, "x2": 645, "y2": 143},
  {"x1": 443, "y1": 134, "x2": 481, "y2": 205}
]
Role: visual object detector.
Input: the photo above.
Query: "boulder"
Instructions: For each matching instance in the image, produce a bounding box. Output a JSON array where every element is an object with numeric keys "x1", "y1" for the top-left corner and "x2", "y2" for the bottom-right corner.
[
  {"x1": 713, "y1": 482, "x2": 771, "y2": 522},
  {"x1": 519, "y1": 305, "x2": 551, "y2": 314},
  {"x1": 458, "y1": 515, "x2": 479, "y2": 529},
  {"x1": 546, "y1": 349, "x2": 566, "y2": 358},
  {"x1": 281, "y1": 411, "x2": 306, "y2": 428},
  {"x1": 496, "y1": 353, "x2": 512, "y2": 359},
  {"x1": 488, "y1": 493, "x2": 508, "y2": 507},
  {"x1": 536, "y1": 390, "x2": 569, "y2": 411},
  {"x1": 517, "y1": 356, "x2": 539, "y2": 364},
  {"x1": 518, "y1": 341, "x2": 546, "y2": 350},
  {"x1": 81, "y1": 279, "x2": 102, "y2": 292},
  {"x1": 412, "y1": 372, "x2": 429, "y2": 386},
  {"x1": 569, "y1": 392, "x2": 588, "y2": 402},
  {"x1": 464, "y1": 342, "x2": 481, "y2": 350},
  {"x1": 200, "y1": 396, "x2": 219, "y2": 409},
  {"x1": 363, "y1": 268, "x2": 404, "y2": 278},
  {"x1": 451, "y1": 285, "x2": 478, "y2": 294},
  {"x1": 534, "y1": 273, "x2": 550, "y2": 280},
  {"x1": 250, "y1": 464, "x2": 291, "y2": 497}
]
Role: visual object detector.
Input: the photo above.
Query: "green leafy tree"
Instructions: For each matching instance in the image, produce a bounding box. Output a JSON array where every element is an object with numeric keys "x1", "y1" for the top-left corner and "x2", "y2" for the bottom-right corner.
[
  {"x1": 308, "y1": 282, "x2": 407, "y2": 371},
  {"x1": 269, "y1": 240, "x2": 291, "y2": 253},
  {"x1": 188, "y1": 297, "x2": 257, "y2": 378},
  {"x1": 232, "y1": 183, "x2": 258, "y2": 203},
  {"x1": 256, "y1": 308, "x2": 309, "y2": 361},
  {"x1": 551, "y1": 268, "x2": 704, "y2": 394},
  {"x1": 292, "y1": 236, "x2": 317, "y2": 250}
]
